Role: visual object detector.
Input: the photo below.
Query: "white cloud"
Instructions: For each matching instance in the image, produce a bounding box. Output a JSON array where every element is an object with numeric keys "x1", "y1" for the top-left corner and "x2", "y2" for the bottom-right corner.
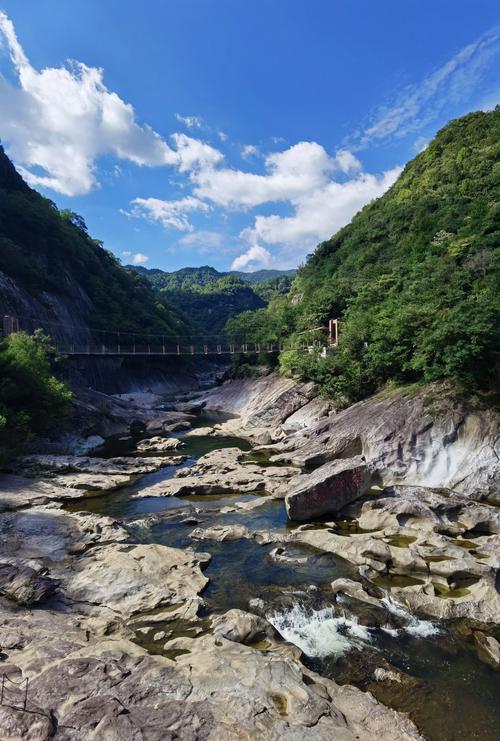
[
  {"x1": 171, "y1": 133, "x2": 223, "y2": 172},
  {"x1": 334, "y1": 149, "x2": 362, "y2": 174},
  {"x1": 128, "y1": 196, "x2": 209, "y2": 231},
  {"x1": 179, "y1": 230, "x2": 224, "y2": 250},
  {"x1": 175, "y1": 114, "x2": 203, "y2": 129},
  {"x1": 239, "y1": 167, "x2": 401, "y2": 256},
  {"x1": 193, "y1": 141, "x2": 336, "y2": 208},
  {"x1": 131, "y1": 253, "x2": 149, "y2": 265},
  {"x1": 358, "y1": 27, "x2": 500, "y2": 146},
  {"x1": 191, "y1": 143, "x2": 365, "y2": 210},
  {"x1": 241, "y1": 144, "x2": 260, "y2": 159},
  {"x1": 122, "y1": 251, "x2": 149, "y2": 265},
  {"x1": 0, "y1": 13, "x2": 224, "y2": 197},
  {"x1": 230, "y1": 245, "x2": 271, "y2": 271},
  {"x1": 218, "y1": 131, "x2": 228, "y2": 142},
  {"x1": 0, "y1": 11, "x2": 180, "y2": 195}
]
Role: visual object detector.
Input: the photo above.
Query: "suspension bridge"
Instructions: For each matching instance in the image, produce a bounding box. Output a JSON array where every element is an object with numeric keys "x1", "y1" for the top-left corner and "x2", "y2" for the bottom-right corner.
[{"x1": 1, "y1": 314, "x2": 340, "y2": 357}]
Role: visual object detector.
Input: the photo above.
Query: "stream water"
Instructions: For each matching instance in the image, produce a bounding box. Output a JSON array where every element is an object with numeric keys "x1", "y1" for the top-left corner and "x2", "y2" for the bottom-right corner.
[{"x1": 66, "y1": 419, "x2": 500, "y2": 741}]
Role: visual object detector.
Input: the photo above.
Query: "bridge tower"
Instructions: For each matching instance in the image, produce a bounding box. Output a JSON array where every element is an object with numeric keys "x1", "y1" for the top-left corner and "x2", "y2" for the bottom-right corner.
[
  {"x1": 328, "y1": 318, "x2": 340, "y2": 348},
  {"x1": 2, "y1": 315, "x2": 19, "y2": 338}
]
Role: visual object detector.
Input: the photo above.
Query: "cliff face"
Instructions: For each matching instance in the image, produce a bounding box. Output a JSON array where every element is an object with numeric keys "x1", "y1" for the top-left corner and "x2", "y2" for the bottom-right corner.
[{"x1": 0, "y1": 269, "x2": 94, "y2": 346}]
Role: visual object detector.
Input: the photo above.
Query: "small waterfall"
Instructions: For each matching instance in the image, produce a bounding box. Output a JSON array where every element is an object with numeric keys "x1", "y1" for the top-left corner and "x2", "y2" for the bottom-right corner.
[
  {"x1": 267, "y1": 604, "x2": 372, "y2": 658},
  {"x1": 267, "y1": 593, "x2": 440, "y2": 659},
  {"x1": 380, "y1": 595, "x2": 440, "y2": 637}
]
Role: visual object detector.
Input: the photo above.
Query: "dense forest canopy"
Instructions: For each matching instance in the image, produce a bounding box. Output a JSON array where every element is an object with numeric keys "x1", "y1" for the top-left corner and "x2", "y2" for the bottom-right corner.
[
  {"x1": 226, "y1": 109, "x2": 500, "y2": 405},
  {"x1": 132, "y1": 265, "x2": 294, "y2": 334}
]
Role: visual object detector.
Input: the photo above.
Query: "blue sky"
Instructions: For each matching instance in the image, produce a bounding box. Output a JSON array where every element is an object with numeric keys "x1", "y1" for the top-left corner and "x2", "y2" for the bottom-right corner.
[{"x1": 0, "y1": 1, "x2": 499, "y2": 272}]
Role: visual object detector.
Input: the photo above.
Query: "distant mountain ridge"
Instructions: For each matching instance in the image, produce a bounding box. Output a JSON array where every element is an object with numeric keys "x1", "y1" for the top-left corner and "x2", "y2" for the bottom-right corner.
[{"x1": 129, "y1": 264, "x2": 296, "y2": 287}]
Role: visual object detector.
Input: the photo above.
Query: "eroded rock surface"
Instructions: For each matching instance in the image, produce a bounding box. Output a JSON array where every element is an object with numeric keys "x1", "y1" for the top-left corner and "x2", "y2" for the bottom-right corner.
[
  {"x1": 135, "y1": 447, "x2": 299, "y2": 499},
  {"x1": 202, "y1": 375, "x2": 499, "y2": 500},
  {"x1": 0, "y1": 559, "x2": 56, "y2": 606},
  {"x1": 18, "y1": 454, "x2": 181, "y2": 475},
  {"x1": 1, "y1": 374, "x2": 498, "y2": 739}
]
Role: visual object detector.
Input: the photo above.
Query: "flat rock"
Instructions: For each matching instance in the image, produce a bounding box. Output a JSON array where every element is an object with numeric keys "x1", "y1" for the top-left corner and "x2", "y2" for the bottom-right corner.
[
  {"x1": 0, "y1": 706, "x2": 55, "y2": 740},
  {"x1": 172, "y1": 634, "x2": 422, "y2": 739},
  {"x1": 190, "y1": 524, "x2": 250, "y2": 542},
  {"x1": 18, "y1": 455, "x2": 178, "y2": 475},
  {"x1": 184, "y1": 426, "x2": 218, "y2": 437},
  {"x1": 286, "y1": 456, "x2": 371, "y2": 521},
  {"x1": 0, "y1": 507, "x2": 129, "y2": 562},
  {"x1": 135, "y1": 447, "x2": 299, "y2": 498},
  {"x1": 64, "y1": 543, "x2": 209, "y2": 617},
  {"x1": 0, "y1": 474, "x2": 84, "y2": 511}
]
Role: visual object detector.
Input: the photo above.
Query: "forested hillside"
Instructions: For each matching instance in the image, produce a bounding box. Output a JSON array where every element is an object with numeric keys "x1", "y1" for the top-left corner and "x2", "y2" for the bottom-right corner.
[
  {"x1": 0, "y1": 146, "x2": 187, "y2": 341},
  {"x1": 132, "y1": 265, "x2": 294, "y2": 334},
  {"x1": 227, "y1": 109, "x2": 500, "y2": 404}
]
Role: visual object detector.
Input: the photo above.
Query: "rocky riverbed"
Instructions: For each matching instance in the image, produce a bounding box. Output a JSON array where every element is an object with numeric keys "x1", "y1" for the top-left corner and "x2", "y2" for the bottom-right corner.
[{"x1": 0, "y1": 374, "x2": 499, "y2": 740}]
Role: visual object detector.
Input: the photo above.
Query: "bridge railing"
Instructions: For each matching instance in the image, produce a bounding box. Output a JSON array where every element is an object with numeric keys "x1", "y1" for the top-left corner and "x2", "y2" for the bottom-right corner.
[
  {"x1": 2, "y1": 314, "x2": 341, "y2": 356},
  {"x1": 54, "y1": 341, "x2": 287, "y2": 356}
]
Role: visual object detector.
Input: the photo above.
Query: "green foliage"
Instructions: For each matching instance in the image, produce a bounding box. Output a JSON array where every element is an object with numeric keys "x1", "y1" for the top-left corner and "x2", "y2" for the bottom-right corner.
[
  {"x1": 0, "y1": 331, "x2": 72, "y2": 466},
  {"x1": 252, "y1": 274, "x2": 294, "y2": 301},
  {"x1": 226, "y1": 109, "x2": 500, "y2": 403}
]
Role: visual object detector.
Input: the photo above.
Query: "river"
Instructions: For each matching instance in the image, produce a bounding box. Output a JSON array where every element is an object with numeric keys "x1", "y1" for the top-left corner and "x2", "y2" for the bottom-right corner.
[{"x1": 64, "y1": 413, "x2": 500, "y2": 741}]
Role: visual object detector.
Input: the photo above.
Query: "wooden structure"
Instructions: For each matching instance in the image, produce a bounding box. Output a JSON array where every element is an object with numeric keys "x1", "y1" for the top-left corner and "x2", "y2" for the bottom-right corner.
[
  {"x1": 328, "y1": 318, "x2": 340, "y2": 348},
  {"x1": 2, "y1": 315, "x2": 19, "y2": 337}
]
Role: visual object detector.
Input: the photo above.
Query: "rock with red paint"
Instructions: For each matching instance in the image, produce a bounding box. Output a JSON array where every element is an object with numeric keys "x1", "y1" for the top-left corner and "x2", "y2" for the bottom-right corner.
[{"x1": 285, "y1": 456, "x2": 371, "y2": 521}]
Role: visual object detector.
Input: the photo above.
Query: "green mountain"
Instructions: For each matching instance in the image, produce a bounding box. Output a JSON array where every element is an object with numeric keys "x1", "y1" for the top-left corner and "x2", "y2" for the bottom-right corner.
[
  {"x1": 227, "y1": 109, "x2": 500, "y2": 404},
  {"x1": 232, "y1": 268, "x2": 296, "y2": 284},
  {"x1": 132, "y1": 264, "x2": 295, "y2": 289},
  {"x1": 130, "y1": 265, "x2": 295, "y2": 334},
  {"x1": 0, "y1": 145, "x2": 187, "y2": 343}
]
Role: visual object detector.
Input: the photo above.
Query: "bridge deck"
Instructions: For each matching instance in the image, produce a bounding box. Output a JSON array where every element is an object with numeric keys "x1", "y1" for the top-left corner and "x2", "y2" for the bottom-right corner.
[{"x1": 58, "y1": 348, "x2": 281, "y2": 357}]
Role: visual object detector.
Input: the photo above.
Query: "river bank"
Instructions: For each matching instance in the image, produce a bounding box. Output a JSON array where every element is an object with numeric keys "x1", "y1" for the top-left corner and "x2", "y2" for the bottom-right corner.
[{"x1": 0, "y1": 373, "x2": 498, "y2": 739}]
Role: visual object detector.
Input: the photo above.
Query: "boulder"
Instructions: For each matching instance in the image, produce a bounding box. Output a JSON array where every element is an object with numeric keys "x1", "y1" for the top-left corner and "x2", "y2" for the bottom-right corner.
[
  {"x1": 136, "y1": 435, "x2": 184, "y2": 452},
  {"x1": 0, "y1": 559, "x2": 56, "y2": 606},
  {"x1": 473, "y1": 631, "x2": 500, "y2": 668},
  {"x1": 211, "y1": 609, "x2": 274, "y2": 644},
  {"x1": 285, "y1": 457, "x2": 371, "y2": 521}
]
